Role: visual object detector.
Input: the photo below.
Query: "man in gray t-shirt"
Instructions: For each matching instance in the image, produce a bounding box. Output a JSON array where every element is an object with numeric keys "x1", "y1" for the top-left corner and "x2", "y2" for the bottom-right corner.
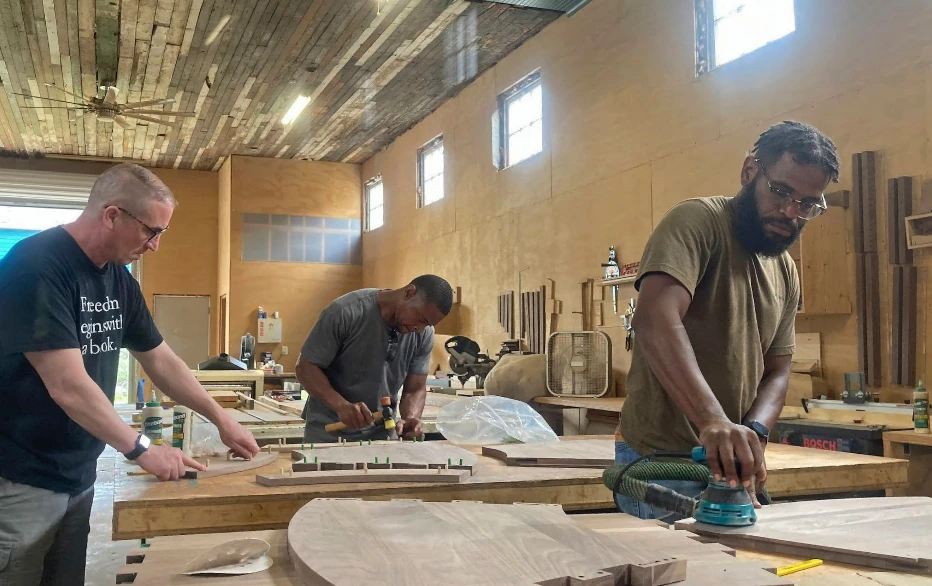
[{"x1": 297, "y1": 274, "x2": 453, "y2": 443}]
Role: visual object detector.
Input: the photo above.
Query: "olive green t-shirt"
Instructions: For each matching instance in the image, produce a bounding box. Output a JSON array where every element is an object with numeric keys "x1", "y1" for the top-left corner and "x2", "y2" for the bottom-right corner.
[{"x1": 619, "y1": 196, "x2": 799, "y2": 456}]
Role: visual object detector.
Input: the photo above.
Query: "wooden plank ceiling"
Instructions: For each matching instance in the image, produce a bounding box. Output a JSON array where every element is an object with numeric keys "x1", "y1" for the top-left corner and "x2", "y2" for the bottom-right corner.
[{"x1": 0, "y1": 0, "x2": 561, "y2": 170}]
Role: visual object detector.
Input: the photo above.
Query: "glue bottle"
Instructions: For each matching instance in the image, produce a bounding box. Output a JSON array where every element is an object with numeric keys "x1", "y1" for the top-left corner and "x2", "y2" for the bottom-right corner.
[
  {"x1": 914, "y1": 379, "x2": 929, "y2": 434},
  {"x1": 172, "y1": 404, "x2": 192, "y2": 455},
  {"x1": 142, "y1": 391, "x2": 164, "y2": 445}
]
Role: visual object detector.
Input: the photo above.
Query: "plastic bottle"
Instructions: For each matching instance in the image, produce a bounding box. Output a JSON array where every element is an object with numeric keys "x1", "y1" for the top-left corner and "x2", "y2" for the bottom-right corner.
[
  {"x1": 142, "y1": 391, "x2": 164, "y2": 445},
  {"x1": 914, "y1": 379, "x2": 929, "y2": 434},
  {"x1": 258, "y1": 306, "x2": 266, "y2": 319},
  {"x1": 172, "y1": 405, "x2": 192, "y2": 455},
  {"x1": 135, "y1": 378, "x2": 145, "y2": 409}
]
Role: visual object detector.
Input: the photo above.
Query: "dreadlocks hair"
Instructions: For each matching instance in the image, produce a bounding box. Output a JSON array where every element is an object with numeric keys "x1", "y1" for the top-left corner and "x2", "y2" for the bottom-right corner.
[{"x1": 751, "y1": 121, "x2": 840, "y2": 183}]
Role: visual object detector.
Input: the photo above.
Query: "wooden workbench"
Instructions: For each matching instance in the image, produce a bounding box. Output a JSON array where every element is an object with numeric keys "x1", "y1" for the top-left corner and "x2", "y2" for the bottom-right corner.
[
  {"x1": 112, "y1": 513, "x2": 927, "y2": 585},
  {"x1": 111, "y1": 435, "x2": 908, "y2": 540},
  {"x1": 883, "y1": 430, "x2": 932, "y2": 497}
]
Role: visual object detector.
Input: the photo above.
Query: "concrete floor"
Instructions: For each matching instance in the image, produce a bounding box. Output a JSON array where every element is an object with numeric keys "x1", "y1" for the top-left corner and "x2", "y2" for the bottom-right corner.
[{"x1": 87, "y1": 446, "x2": 136, "y2": 586}]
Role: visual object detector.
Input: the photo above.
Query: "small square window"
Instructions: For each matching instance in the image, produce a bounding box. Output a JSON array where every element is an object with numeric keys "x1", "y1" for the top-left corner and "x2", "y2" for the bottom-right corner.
[
  {"x1": 365, "y1": 178, "x2": 384, "y2": 231},
  {"x1": 417, "y1": 136, "x2": 444, "y2": 207},
  {"x1": 498, "y1": 71, "x2": 542, "y2": 168},
  {"x1": 696, "y1": 0, "x2": 795, "y2": 75}
]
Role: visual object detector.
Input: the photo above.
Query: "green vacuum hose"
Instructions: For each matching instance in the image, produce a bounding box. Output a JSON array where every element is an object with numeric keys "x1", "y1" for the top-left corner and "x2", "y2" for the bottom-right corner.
[{"x1": 602, "y1": 459, "x2": 711, "y2": 519}]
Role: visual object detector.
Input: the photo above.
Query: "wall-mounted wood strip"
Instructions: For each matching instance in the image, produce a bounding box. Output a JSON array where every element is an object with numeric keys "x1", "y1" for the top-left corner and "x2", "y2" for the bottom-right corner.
[
  {"x1": 852, "y1": 153, "x2": 866, "y2": 252},
  {"x1": 891, "y1": 265, "x2": 904, "y2": 385},
  {"x1": 864, "y1": 253, "x2": 882, "y2": 387},
  {"x1": 858, "y1": 151, "x2": 880, "y2": 252},
  {"x1": 901, "y1": 265, "x2": 918, "y2": 386}
]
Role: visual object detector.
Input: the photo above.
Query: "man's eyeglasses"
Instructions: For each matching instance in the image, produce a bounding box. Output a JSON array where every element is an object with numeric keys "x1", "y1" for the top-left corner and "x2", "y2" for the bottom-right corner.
[
  {"x1": 754, "y1": 158, "x2": 827, "y2": 221},
  {"x1": 385, "y1": 329, "x2": 399, "y2": 363},
  {"x1": 117, "y1": 207, "x2": 168, "y2": 242}
]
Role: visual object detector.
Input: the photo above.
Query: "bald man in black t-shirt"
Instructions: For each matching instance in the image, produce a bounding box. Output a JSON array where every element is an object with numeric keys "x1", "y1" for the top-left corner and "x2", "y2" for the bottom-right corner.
[{"x1": 0, "y1": 164, "x2": 260, "y2": 586}]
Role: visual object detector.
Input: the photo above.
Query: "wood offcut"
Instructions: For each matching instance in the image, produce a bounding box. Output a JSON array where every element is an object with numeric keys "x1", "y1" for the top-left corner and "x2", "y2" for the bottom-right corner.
[{"x1": 482, "y1": 439, "x2": 615, "y2": 468}]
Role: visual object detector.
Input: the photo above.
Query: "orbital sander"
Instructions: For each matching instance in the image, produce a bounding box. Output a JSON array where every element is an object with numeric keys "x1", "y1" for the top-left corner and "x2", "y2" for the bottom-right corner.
[{"x1": 602, "y1": 446, "x2": 762, "y2": 527}]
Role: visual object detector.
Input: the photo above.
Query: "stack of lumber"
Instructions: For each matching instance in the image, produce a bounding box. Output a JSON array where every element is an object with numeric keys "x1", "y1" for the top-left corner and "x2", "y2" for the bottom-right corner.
[{"x1": 204, "y1": 386, "x2": 241, "y2": 408}]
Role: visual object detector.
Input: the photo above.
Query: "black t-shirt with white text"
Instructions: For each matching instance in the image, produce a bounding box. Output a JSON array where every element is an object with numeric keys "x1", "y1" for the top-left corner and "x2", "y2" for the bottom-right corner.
[{"x1": 0, "y1": 227, "x2": 163, "y2": 494}]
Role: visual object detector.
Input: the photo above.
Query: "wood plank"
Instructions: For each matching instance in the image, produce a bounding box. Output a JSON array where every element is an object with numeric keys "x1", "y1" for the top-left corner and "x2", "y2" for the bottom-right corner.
[
  {"x1": 902, "y1": 265, "x2": 918, "y2": 386},
  {"x1": 892, "y1": 265, "x2": 904, "y2": 384},
  {"x1": 482, "y1": 439, "x2": 615, "y2": 467},
  {"x1": 113, "y1": 515, "x2": 803, "y2": 586},
  {"x1": 288, "y1": 500, "x2": 686, "y2": 586},
  {"x1": 865, "y1": 253, "x2": 882, "y2": 387},
  {"x1": 855, "y1": 253, "x2": 869, "y2": 378},
  {"x1": 677, "y1": 497, "x2": 932, "y2": 576},
  {"x1": 257, "y1": 467, "x2": 470, "y2": 486},
  {"x1": 110, "y1": 439, "x2": 909, "y2": 539},
  {"x1": 852, "y1": 153, "x2": 865, "y2": 252}
]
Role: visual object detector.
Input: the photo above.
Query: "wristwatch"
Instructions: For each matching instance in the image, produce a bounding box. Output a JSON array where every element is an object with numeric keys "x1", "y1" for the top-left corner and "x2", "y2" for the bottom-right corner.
[
  {"x1": 124, "y1": 433, "x2": 151, "y2": 460},
  {"x1": 744, "y1": 420, "x2": 770, "y2": 444}
]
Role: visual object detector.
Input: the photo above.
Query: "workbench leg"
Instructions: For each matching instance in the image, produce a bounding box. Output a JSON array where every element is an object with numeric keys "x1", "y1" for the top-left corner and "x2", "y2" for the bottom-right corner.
[{"x1": 883, "y1": 440, "x2": 908, "y2": 497}]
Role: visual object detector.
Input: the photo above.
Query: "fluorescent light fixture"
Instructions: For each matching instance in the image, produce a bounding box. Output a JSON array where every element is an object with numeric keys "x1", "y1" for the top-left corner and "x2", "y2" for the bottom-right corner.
[{"x1": 282, "y1": 95, "x2": 311, "y2": 125}]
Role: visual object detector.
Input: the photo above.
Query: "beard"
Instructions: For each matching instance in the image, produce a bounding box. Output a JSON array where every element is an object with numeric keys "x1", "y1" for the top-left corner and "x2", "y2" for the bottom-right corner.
[{"x1": 733, "y1": 179, "x2": 800, "y2": 257}]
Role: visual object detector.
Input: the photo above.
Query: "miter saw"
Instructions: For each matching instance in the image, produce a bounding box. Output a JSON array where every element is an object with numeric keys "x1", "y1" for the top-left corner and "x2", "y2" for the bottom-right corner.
[{"x1": 444, "y1": 336, "x2": 496, "y2": 389}]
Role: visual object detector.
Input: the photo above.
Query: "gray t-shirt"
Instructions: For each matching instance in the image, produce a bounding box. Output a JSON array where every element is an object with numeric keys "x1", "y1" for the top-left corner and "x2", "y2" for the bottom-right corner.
[{"x1": 300, "y1": 288, "x2": 433, "y2": 442}]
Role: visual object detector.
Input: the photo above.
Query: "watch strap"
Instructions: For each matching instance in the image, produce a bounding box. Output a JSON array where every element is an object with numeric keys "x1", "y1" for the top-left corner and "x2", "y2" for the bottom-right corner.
[{"x1": 124, "y1": 434, "x2": 149, "y2": 460}]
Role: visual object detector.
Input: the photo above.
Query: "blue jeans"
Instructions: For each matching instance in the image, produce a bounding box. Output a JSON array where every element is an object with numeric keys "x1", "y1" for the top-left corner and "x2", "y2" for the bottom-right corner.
[{"x1": 612, "y1": 441, "x2": 706, "y2": 522}]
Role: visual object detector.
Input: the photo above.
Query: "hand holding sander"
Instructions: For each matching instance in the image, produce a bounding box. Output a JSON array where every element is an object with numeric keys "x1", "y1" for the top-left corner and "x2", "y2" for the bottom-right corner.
[
  {"x1": 324, "y1": 396, "x2": 398, "y2": 439},
  {"x1": 602, "y1": 446, "x2": 767, "y2": 527}
]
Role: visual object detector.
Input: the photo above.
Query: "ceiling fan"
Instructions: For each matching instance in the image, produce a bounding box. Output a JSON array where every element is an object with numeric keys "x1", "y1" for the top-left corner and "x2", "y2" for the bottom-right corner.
[{"x1": 11, "y1": 84, "x2": 195, "y2": 129}]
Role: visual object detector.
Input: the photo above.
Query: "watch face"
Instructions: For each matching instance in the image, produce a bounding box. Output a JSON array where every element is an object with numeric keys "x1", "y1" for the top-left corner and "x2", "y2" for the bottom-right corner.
[{"x1": 139, "y1": 434, "x2": 151, "y2": 449}]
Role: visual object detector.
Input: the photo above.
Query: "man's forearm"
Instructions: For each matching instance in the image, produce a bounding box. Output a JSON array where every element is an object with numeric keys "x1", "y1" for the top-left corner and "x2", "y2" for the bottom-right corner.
[
  {"x1": 636, "y1": 320, "x2": 728, "y2": 429},
  {"x1": 399, "y1": 385, "x2": 426, "y2": 420},
  {"x1": 296, "y1": 359, "x2": 349, "y2": 412},
  {"x1": 27, "y1": 350, "x2": 139, "y2": 454},
  {"x1": 743, "y1": 372, "x2": 789, "y2": 432}
]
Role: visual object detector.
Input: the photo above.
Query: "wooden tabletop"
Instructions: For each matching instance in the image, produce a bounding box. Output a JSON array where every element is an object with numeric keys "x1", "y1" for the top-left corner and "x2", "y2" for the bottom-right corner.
[
  {"x1": 111, "y1": 435, "x2": 908, "y2": 540},
  {"x1": 883, "y1": 430, "x2": 932, "y2": 447},
  {"x1": 114, "y1": 514, "x2": 922, "y2": 585},
  {"x1": 533, "y1": 395, "x2": 625, "y2": 411}
]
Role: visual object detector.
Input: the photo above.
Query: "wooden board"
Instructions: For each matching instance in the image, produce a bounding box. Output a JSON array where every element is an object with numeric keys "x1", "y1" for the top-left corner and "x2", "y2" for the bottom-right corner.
[
  {"x1": 112, "y1": 514, "x2": 815, "y2": 586},
  {"x1": 888, "y1": 177, "x2": 914, "y2": 265},
  {"x1": 110, "y1": 438, "x2": 909, "y2": 540},
  {"x1": 482, "y1": 439, "x2": 615, "y2": 467},
  {"x1": 795, "y1": 333, "x2": 821, "y2": 369},
  {"x1": 256, "y1": 467, "x2": 470, "y2": 486},
  {"x1": 290, "y1": 442, "x2": 478, "y2": 473},
  {"x1": 186, "y1": 452, "x2": 279, "y2": 479},
  {"x1": 533, "y1": 395, "x2": 625, "y2": 411},
  {"x1": 677, "y1": 497, "x2": 932, "y2": 575},
  {"x1": 287, "y1": 499, "x2": 687, "y2": 586}
]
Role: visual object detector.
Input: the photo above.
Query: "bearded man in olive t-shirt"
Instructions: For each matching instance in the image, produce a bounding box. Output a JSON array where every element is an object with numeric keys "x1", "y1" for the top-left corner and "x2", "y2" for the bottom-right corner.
[{"x1": 615, "y1": 121, "x2": 840, "y2": 521}]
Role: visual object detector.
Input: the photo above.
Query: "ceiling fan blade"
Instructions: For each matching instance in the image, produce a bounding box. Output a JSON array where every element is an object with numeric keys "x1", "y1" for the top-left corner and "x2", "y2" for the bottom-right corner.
[
  {"x1": 121, "y1": 109, "x2": 196, "y2": 117},
  {"x1": 9, "y1": 93, "x2": 88, "y2": 107},
  {"x1": 122, "y1": 112, "x2": 181, "y2": 128},
  {"x1": 114, "y1": 115, "x2": 130, "y2": 129},
  {"x1": 122, "y1": 97, "x2": 175, "y2": 109},
  {"x1": 44, "y1": 83, "x2": 92, "y2": 104},
  {"x1": 16, "y1": 106, "x2": 89, "y2": 110}
]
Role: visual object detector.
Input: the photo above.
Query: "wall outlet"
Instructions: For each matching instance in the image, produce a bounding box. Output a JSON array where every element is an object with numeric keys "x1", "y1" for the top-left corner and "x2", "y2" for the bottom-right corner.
[{"x1": 281, "y1": 346, "x2": 289, "y2": 356}]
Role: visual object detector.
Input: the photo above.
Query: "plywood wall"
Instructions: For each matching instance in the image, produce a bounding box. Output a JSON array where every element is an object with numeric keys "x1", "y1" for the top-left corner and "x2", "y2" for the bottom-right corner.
[
  {"x1": 226, "y1": 156, "x2": 363, "y2": 369},
  {"x1": 361, "y1": 0, "x2": 932, "y2": 400},
  {"x1": 142, "y1": 167, "x2": 219, "y2": 358}
]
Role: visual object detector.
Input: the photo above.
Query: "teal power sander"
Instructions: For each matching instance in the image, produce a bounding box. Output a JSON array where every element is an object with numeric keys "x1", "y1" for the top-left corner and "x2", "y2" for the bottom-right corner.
[{"x1": 602, "y1": 446, "x2": 759, "y2": 527}]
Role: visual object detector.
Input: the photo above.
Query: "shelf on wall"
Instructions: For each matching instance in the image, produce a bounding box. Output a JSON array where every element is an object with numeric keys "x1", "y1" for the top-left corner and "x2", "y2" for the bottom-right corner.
[{"x1": 599, "y1": 275, "x2": 637, "y2": 287}]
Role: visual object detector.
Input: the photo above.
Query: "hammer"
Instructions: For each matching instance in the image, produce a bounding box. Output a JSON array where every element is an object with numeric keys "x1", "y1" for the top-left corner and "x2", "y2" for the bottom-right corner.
[{"x1": 324, "y1": 396, "x2": 397, "y2": 439}]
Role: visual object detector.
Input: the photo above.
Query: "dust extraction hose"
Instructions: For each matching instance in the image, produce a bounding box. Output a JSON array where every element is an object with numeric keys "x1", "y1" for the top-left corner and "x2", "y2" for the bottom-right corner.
[{"x1": 602, "y1": 460, "x2": 711, "y2": 519}]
